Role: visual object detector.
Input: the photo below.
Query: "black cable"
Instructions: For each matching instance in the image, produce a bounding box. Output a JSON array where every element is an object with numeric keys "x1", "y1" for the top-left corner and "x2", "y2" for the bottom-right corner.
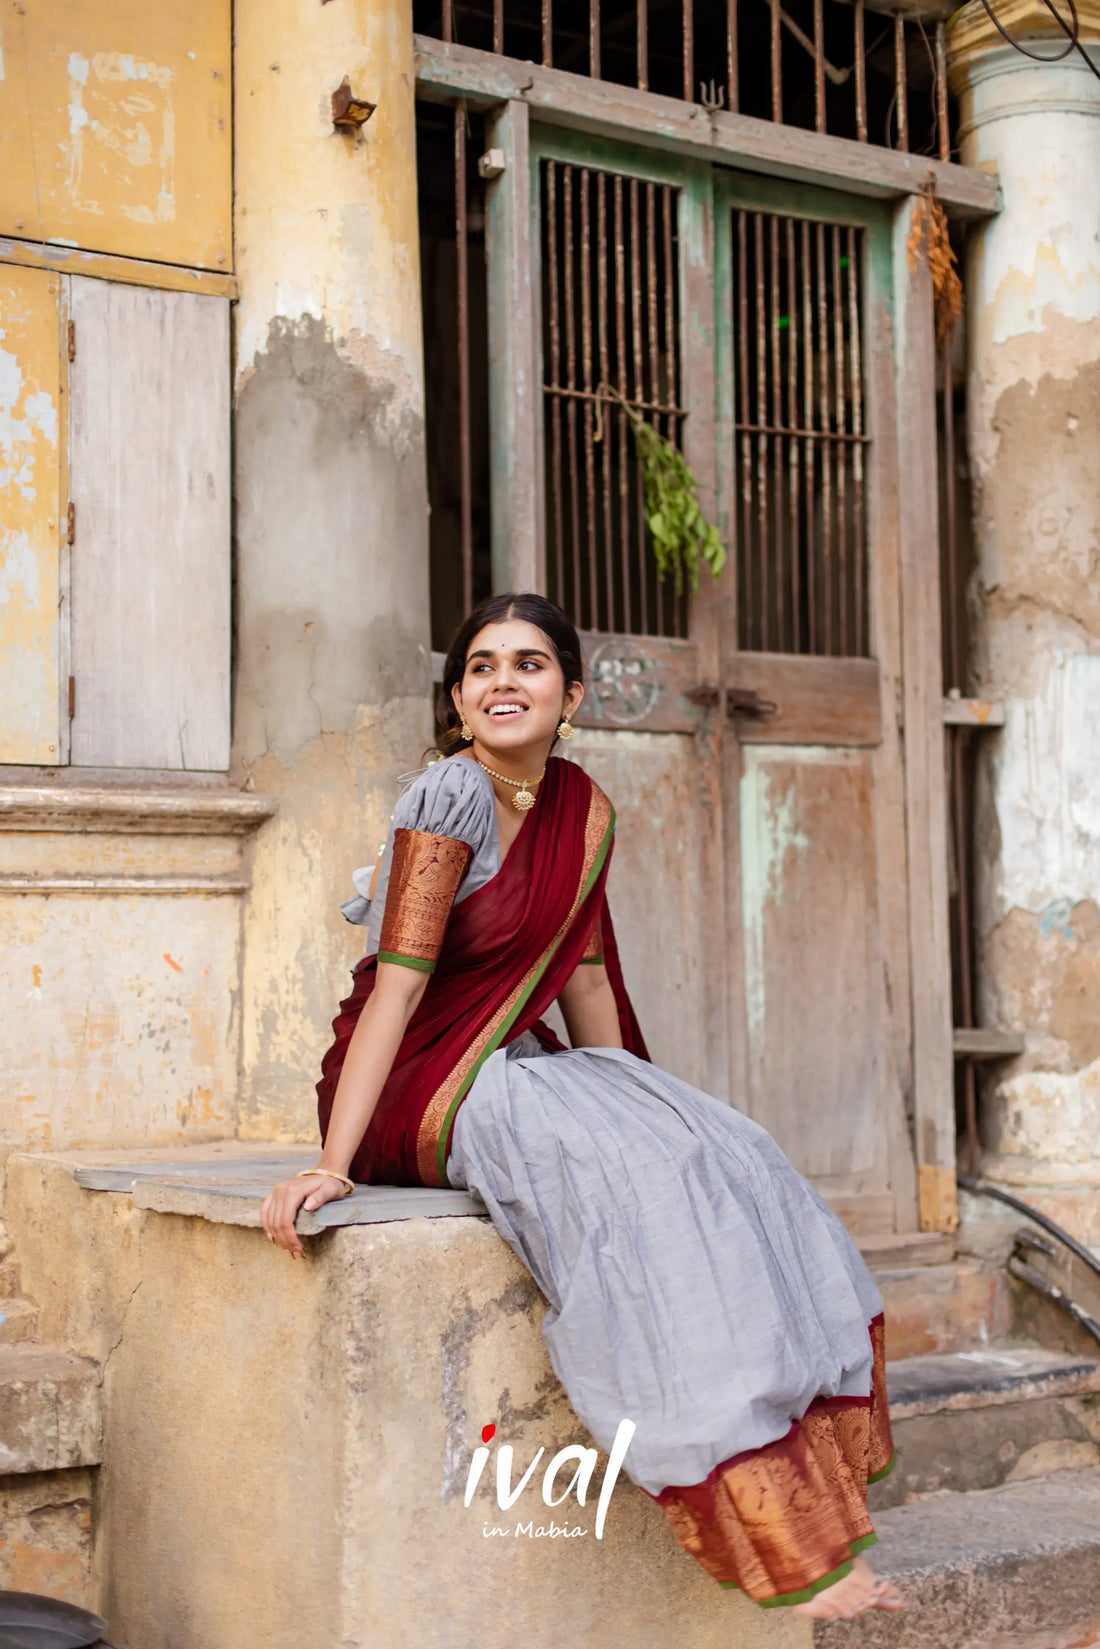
[{"x1": 976, "y1": 0, "x2": 1100, "y2": 85}]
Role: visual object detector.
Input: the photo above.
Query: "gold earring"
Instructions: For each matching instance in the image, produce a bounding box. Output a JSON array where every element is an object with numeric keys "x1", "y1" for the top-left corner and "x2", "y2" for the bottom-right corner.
[
  {"x1": 557, "y1": 716, "x2": 575, "y2": 741},
  {"x1": 460, "y1": 717, "x2": 472, "y2": 741}
]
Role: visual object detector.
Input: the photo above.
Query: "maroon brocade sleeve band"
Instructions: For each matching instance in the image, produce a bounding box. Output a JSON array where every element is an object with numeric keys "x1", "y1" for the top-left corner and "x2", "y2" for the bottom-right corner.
[{"x1": 377, "y1": 829, "x2": 472, "y2": 972}]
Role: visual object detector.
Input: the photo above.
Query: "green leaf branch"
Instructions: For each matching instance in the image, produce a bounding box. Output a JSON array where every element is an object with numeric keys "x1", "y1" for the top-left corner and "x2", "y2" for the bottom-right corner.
[{"x1": 596, "y1": 384, "x2": 727, "y2": 595}]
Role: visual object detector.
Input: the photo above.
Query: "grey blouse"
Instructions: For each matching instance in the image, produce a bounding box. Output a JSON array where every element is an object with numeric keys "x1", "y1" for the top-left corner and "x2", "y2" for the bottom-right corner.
[{"x1": 340, "y1": 754, "x2": 502, "y2": 958}]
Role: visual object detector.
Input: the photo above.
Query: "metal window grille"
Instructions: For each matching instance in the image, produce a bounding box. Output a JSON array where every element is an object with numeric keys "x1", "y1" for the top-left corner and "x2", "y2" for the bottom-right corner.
[
  {"x1": 418, "y1": 0, "x2": 955, "y2": 161},
  {"x1": 732, "y1": 208, "x2": 868, "y2": 657},
  {"x1": 541, "y1": 159, "x2": 686, "y2": 637}
]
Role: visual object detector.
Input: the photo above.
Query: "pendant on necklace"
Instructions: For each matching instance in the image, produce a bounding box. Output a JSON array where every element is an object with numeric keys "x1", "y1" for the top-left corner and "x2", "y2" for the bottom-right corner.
[{"x1": 512, "y1": 785, "x2": 537, "y2": 812}]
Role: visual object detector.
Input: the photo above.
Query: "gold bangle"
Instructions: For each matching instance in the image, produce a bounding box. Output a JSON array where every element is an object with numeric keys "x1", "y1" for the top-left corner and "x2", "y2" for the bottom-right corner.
[{"x1": 296, "y1": 1168, "x2": 354, "y2": 1197}]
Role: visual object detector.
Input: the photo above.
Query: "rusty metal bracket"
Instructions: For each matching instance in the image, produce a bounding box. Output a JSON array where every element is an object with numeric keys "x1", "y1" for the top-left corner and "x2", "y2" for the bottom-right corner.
[
  {"x1": 683, "y1": 684, "x2": 722, "y2": 711},
  {"x1": 331, "y1": 78, "x2": 376, "y2": 131},
  {"x1": 727, "y1": 687, "x2": 778, "y2": 720}
]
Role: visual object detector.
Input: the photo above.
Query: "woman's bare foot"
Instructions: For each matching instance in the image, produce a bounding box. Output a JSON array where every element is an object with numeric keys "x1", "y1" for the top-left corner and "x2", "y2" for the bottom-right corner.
[{"x1": 792, "y1": 1555, "x2": 907, "y2": 1620}]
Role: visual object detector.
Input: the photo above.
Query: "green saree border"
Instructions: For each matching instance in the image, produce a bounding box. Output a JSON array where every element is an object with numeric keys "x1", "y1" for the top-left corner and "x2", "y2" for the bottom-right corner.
[
  {"x1": 721, "y1": 1532, "x2": 880, "y2": 1608},
  {"x1": 433, "y1": 802, "x2": 616, "y2": 1186},
  {"x1": 376, "y1": 951, "x2": 435, "y2": 973},
  {"x1": 868, "y1": 1450, "x2": 896, "y2": 1485}
]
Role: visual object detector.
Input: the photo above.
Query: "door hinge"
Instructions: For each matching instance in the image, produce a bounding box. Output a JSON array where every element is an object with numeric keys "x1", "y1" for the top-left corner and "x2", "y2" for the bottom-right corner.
[
  {"x1": 67, "y1": 321, "x2": 76, "y2": 363},
  {"x1": 67, "y1": 676, "x2": 76, "y2": 720},
  {"x1": 727, "y1": 687, "x2": 779, "y2": 721},
  {"x1": 66, "y1": 501, "x2": 75, "y2": 545}
]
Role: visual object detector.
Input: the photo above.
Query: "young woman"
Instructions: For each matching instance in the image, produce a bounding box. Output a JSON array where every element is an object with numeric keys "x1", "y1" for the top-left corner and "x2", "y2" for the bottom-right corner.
[{"x1": 260, "y1": 592, "x2": 905, "y2": 1622}]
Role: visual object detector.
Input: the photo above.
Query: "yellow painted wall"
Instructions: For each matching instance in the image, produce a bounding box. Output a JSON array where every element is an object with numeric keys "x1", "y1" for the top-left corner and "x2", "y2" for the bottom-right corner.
[
  {"x1": 0, "y1": 0, "x2": 231, "y2": 271},
  {"x1": 0, "y1": 265, "x2": 63, "y2": 764}
]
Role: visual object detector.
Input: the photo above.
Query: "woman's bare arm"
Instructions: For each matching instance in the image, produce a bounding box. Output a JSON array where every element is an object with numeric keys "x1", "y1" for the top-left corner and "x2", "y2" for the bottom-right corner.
[
  {"x1": 558, "y1": 962, "x2": 623, "y2": 1050},
  {"x1": 260, "y1": 962, "x2": 428, "y2": 1256}
]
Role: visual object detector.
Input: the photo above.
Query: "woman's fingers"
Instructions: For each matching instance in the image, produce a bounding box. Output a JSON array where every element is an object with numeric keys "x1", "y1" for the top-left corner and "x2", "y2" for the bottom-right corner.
[{"x1": 260, "y1": 1179, "x2": 311, "y2": 1257}]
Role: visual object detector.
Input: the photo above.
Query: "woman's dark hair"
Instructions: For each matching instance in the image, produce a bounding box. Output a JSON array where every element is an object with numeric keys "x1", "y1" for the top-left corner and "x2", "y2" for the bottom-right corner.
[{"x1": 435, "y1": 592, "x2": 584, "y2": 755}]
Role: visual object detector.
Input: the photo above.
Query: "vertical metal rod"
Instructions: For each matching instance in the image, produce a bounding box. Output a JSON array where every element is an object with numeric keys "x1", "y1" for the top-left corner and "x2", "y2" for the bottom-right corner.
[
  {"x1": 663, "y1": 187, "x2": 682, "y2": 635},
  {"x1": 737, "y1": 212, "x2": 752, "y2": 650},
  {"x1": 442, "y1": 0, "x2": 454, "y2": 43},
  {"x1": 855, "y1": 0, "x2": 867, "y2": 142},
  {"x1": 546, "y1": 162, "x2": 565, "y2": 612},
  {"x1": 563, "y1": 166, "x2": 583, "y2": 626},
  {"x1": 816, "y1": 220, "x2": 833, "y2": 653},
  {"x1": 646, "y1": 182, "x2": 663, "y2": 629},
  {"x1": 847, "y1": 225, "x2": 865, "y2": 655},
  {"x1": 754, "y1": 213, "x2": 768, "y2": 651},
  {"x1": 800, "y1": 220, "x2": 817, "y2": 653},
  {"x1": 683, "y1": 0, "x2": 694, "y2": 104},
  {"x1": 455, "y1": 103, "x2": 473, "y2": 618},
  {"x1": 953, "y1": 726, "x2": 979, "y2": 1173},
  {"x1": 770, "y1": 0, "x2": 783, "y2": 124},
  {"x1": 786, "y1": 216, "x2": 801, "y2": 654},
  {"x1": 832, "y1": 225, "x2": 849, "y2": 655},
  {"x1": 769, "y1": 213, "x2": 785, "y2": 650},
  {"x1": 590, "y1": 0, "x2": 601, "y2": 79},
  {"x1": 614, "y1": 174, "x2": 632, "y2": 635},
  {"x1": 630, "y1": 176, "x2": 648, "y2": 634},
  {"x1": 895, "y1": 15, "x2": 909, "y2": 152},
  {"x1": 542, "y1": 0, "x2": 553, "y2": 66},
  {"x1": 943, "y1": 339, "x2": 960, "y2": 692},
  {"x1": 580, "y1": 169, "x2": 598, "y2": 627},
  {"x1": 493, "y1": 0, "x2": 503, "y2": 53},
  {"x1": 727, "y1": 0, "x2": 739, "y2": 111},
  {"x1": 813, "y1": 0, "x2": 826, "y2": 134},
  {"x1": 935, "y1": 21, "x2": 950, "y2": 160},
  {"x1": 637, "y1": 0, "x2": 649, "y2": 90},
  {"x1": 598, "y1": 172, "x2": 614, "y2": 631}
]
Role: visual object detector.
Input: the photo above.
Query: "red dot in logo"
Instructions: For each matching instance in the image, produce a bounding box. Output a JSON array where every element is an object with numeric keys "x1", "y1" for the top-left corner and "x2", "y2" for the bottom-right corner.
[{"x1": 481, "y1": 1423, "x2": 496, "y2": 1444}]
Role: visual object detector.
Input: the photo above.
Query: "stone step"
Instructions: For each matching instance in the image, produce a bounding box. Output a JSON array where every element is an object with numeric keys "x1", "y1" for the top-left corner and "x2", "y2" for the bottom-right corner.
[
  {"x1": 872, "y1": 1345, "x2": 1100, "y2": 1509},
  {"x1": 0, "y1": 1344, "x2": 102, "y2": 1475},
  {"x1": 859, "y1": 1231, "x2": 955, "y2": 1269},
  {"x1": 877, "y1": 1257, "x2": 1012, "y2": 1359},
  {"x1": 815, "y1": 1467, "x2": 1100, "y2": 1649},
  {"x1": 0, "y1": 1297, "x2": 39, "y2": 1344}
]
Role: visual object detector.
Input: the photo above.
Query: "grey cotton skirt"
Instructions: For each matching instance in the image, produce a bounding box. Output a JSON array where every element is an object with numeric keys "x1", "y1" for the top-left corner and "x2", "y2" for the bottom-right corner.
[{"x1": 447, "y1": 1034, "x2": 884, "y2": 1497}]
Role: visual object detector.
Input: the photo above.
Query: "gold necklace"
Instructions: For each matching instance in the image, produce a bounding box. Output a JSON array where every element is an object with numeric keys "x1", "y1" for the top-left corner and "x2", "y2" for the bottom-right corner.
[{"x1": 475, "y1": 755, "x2": 546, "y2": 813}]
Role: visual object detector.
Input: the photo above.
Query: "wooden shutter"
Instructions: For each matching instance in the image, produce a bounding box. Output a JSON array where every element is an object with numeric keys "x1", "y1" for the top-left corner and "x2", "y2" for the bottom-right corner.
[{"x1": 68, "y1": 278, "x2": 230, "y2": 770}]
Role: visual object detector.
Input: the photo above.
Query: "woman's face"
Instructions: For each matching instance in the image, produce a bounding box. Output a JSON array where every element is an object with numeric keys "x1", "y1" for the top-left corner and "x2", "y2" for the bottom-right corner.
[{"x1": 452, "y1": 618, "x2": 584, "y2": 759}]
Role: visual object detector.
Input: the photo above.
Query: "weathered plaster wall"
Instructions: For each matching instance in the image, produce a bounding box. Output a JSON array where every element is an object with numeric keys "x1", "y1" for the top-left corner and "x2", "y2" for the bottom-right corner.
[
  {"x1": 232, "y1": 0, "x2": 432, "y2": 1138},
  {"x1": 5, "y1": 1158, "x2": 806, "y2": 1649},
  {"x1": 950, "y1": 8, "x2": 1100, "y2": 1241}
]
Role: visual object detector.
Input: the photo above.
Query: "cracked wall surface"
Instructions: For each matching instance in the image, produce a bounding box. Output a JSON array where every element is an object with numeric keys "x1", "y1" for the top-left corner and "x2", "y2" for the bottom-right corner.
[
  {"x1": 951, "y1": 13, "x2": 1100, "y2": 1237},
  {"x1": 232, "y1": 0, "x2": 432, "y2": 1137}
]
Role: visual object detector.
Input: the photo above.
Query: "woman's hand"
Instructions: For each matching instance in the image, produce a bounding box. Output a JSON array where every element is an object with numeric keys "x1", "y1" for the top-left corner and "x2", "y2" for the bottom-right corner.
[{"x1": 261, "y1": 1172, "x2": 349, "y2": 1259}]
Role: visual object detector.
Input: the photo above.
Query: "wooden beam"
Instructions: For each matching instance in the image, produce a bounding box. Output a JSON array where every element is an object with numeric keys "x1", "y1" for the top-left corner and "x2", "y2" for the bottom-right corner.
[
  {"x1": 953, "y1": 1028, "x2": 1026, "y2": 1060},
  {"x1": 414, "y1": 37, "x2": 1001, "y2": 219},
  {"x1": 943, "y1": 695, "x2": 1006, "y2": 726},
  {"x1": 484, "y1": 101, "x2": 544, "y2": 593},
  {"x1": 893, "y1": 195, "x2": 956, "y2": 1235},
  {"x1": 0, "y1": 237, "x2": 238, "y2": 299}
]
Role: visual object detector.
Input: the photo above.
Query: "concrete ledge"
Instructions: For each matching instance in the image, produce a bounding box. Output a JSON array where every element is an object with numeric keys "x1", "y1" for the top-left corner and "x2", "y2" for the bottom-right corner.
[
  {"x1": 886, "y1": 1346, "x2": 1100, "y2": 1418},
  {"x1": 0, "y1": 1346, "x2": 102, "y2": 1474}
]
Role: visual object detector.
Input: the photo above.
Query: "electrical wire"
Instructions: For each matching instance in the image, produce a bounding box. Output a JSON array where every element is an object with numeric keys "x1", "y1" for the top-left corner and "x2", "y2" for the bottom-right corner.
[{"x1": 975, "y1": 0, "x2": 1100, "y2": 84}]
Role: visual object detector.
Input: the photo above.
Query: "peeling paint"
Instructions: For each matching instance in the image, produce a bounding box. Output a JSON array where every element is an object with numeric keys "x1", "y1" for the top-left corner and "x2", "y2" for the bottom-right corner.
[{"x1": 740, "y1": 759, "x2": 810, "y2": 1038}]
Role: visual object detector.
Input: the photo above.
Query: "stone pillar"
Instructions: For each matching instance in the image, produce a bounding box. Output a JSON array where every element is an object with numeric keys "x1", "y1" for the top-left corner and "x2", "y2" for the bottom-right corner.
[
  {"x1": 232, "y1": 0, "x2": 432, "y2": 1136},
  {"x1": 948, "y1": 2, "x2": 1100, "y2": 1245}
]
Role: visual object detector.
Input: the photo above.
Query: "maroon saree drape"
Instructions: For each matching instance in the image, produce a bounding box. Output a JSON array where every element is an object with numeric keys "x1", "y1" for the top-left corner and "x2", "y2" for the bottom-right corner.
[{"x1": 317, "y1": 757, "x2": 648, "y2": 1187}]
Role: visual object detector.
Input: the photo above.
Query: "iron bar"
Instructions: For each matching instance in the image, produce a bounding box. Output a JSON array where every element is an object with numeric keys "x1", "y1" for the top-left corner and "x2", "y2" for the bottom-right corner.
[
  {"x1": 847, "y1": 225, "x2": 865, "y2": 655},
  {"x1": 786, "y1": 216, "x2": 801, "y2": 653},
  {"x1": 814, "y1": 0, "x2": 826, "y2": 135},
  {"x1": 802, "y1": 218, "x2": 816, "y2": 653},
  {"x1": 630, "y1": 176, "x2": 648, "y2": 634},
  {"x1": 770, "y1": 0, "x2": 783, "y2": 124},
  {"x1": 442, "y1": 0, "x2": 454, "y2": 44},
  {"x1": 598, "y1": 171, "x2": 615, "y2": 629},
  {"x1": 683, "y1": 0, "x2": 694, "y2": 105},
  {"x1": 646, "y1": 183, "x2": 664, "y2": 629},
  {"x1": 542, "y1": 0, "x2": 553, "y2": 65},
  {"x1": 581, "y1": 169, "x2": 598, "y2": 627},
  {"x1": 895, "y1": 14, "x2": 909, "y2": 152},
  {"x1": 754, "y1": 212, "x2": 768, "y2": 651},
  {"x1": 737, "y1": 212, "x2": 752, "y2": 651},
  {"x1": 936, "y1": 20, "x2": 950, "y2": 160},
  {"x1": 546, "y1": 162, "x2": 565, "y2": 614},
  {"x1": 614, "y1": 174, "x2": 631, "y2": 635},
  {"x1": 493, "y1": 0, "x2": 503, "y2": 53},
  {"x1": 769, "y1": 213, "x2": 785, "y2": 649},
  {"x1": 733, "y1": 422, "x2": 868, "y2": 442},
  {"x1": 563, "y1": 165, "x2": 583, "y2": 626},
  {"x1": 727, "y1": 0, "x2": 739, "y2": 111},
  {"x1": 832, "y1": 224, "x2": 848, "y2": 655},
  {"x1": 637, "y1": 0, "x2": 649, "y2": 89},
  {"x1": 855, "y1": 0, "x2": 867, "y2": 142},
  {"x1": 455, "y1": 102, "x2": 473, "y2": 618},
  {"x1": 590, "y1": 0, "x2": 601, "y2": 79},
  {"x1": 816, "y1": 220, "x2": 832, "y2": 653}
]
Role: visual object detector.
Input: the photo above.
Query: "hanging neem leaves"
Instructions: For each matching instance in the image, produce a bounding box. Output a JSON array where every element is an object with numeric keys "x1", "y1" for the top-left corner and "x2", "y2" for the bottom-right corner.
[{"x1": 597, "y1": 385, "x2": 727, "y2": 595}]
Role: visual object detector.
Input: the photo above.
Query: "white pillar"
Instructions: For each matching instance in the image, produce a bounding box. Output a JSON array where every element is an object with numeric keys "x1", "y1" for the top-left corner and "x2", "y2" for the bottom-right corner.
[{"x1": 949, "y1": 2, "x2": 1100, "y2": 1246}]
